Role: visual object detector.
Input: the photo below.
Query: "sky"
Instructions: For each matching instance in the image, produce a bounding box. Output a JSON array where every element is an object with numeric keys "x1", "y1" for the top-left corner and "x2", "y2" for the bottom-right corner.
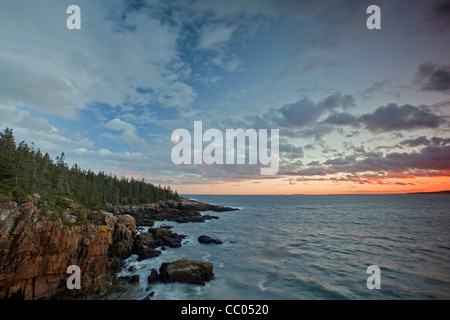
[{"x1": 1, "y1": 0, "x2": 449, "y2": 195}]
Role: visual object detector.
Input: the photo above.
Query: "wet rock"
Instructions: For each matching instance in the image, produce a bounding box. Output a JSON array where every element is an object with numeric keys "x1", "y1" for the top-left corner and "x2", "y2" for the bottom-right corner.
[
  {"x1": 198, "y1": 235, "x2": 223, "y2": 244},
  {"x1": 130, "y1": 274, "x2": 140, "y2": 284},
  {"x1": 148, "y1": 227, "x2": 173, "y2": 238},
  {"x1": 119, "y1": 275, "x2": 131, "y2": 281},
  {"x1": 147, "y1": 269, "x2": 159, "y2": 284},
  {"x1": 134, "y1": 232, "x2": 155, "y2": 248},
  {"x1": 142, "y1": 291, "x2": 155, "y2": 300},
  {"x1": 145, "y1": 228, "x2": 185, "y2": 249},
  {"x1": 136, "y1": 246, "x2": 161, "y2": 261},
  {"x1": 162, "y1": 236, "x2": 182, "y2": 248},
  {"x1": 159, "y1": 258, "x2": 214, "y2": 285}
]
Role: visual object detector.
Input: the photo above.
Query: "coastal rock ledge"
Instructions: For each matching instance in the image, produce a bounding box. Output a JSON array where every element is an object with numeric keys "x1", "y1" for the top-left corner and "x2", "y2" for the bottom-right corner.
[{"x1": 109, "y1": 198, "x2": 238, "y2": 225}]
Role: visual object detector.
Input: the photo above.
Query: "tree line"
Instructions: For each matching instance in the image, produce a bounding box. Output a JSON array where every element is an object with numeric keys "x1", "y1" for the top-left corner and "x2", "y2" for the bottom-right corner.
[{"x1": 0, "y1": 128, "x2": 180, "y2": 208}]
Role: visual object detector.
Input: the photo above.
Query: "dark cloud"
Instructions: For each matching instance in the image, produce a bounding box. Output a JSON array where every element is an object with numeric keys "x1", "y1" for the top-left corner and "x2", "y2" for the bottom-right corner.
[
  {"x1": 433, "y1": 1, "x2": 450, "y2": 23},
  {"x1": 431, "y1": 136, "x2": 450, "y2": 146},
  {"x1": 324, "y1": 112, "x2": 359, "y2": 126},
  {"x1": 293, "y1": 174, "x2": 419, "y2": 186},
  {"x1": 359, "y1": 103, "x2": 445, "y2": 132},
  {"x1": 434, "y1": 0, "x2": 450, "y2": 13},
  {"x1": 293, "y1": 144, "x2": 450, "y2": 177},
  {"x1": 279, "y1": 98, "x2": 322, "y2": 128},
  {"x1": 279, "y1": 143, "x2": 304, "y2": 159},
  {"x1": 320, "y1": 93, "x2": 355, "y2": 110},
  {"x1": 416, "y1": 62, "x2": 450, "y2": 93},
  {"x1": 324, "y1": 157, "x2": 352, "y2": 165},
  {"x1": 294, "y1": 124, "x2": 335, "y2": 140},
  {"x1": 277, "y1": 92, "x2": 356, "y2": 128},
  {"x1": 400, "y1": 136, "x2": 431, "y2": 147},
  {"x1": 363, "y1": 80, "x2": 391, "y2": 98}
]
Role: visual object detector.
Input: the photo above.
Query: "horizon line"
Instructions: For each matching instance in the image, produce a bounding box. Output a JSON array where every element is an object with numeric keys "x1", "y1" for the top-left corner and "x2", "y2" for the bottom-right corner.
[{"x1": 180, "y1": 190, "x2": 450, "y2": 196}]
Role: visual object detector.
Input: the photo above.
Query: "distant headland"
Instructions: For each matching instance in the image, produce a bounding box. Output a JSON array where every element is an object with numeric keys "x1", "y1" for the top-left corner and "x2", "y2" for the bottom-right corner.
[{"x1": 406, "y1": 190, "x2": 450, "y2": 194}]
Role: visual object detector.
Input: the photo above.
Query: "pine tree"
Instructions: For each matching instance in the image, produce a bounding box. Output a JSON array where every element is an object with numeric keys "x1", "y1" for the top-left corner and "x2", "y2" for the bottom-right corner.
[
  {"x1": 0, "y1": 127, "x2": 181, "y2": 206},
  {"x1": 0, "y1": 128, "x2": 17, "y2": 191}
]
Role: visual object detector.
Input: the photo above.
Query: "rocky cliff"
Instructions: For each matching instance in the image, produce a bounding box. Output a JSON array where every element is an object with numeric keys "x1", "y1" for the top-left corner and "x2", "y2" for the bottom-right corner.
[
  {"x1": 0, "y1": 195, "x2": 237, "y2": 299},
  {"x1": 0, "y1": 195, "x2": 136, "y2": 300}
]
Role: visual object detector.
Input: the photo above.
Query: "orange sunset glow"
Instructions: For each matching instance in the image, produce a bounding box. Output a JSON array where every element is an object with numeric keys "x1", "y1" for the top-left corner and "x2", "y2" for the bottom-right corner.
[{"x1": 172, "y1": 176, "x2": 450, "y2": 195}]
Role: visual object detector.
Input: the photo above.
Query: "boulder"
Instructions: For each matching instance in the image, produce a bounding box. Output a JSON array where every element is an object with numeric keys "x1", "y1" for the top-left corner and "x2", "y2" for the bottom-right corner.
[
  {"x1": 137, "y1": 247, "x2": 161, "y2": 261},
  {"x1": 133, "y1": 232, "x2": 160, "y2": 260},
  {"x1": 162, "y1": 236, "x2": 182, "y2": 248},
  {"x1": 159, "y1": 259, "x2": 214, "y2": 285},
  {"x1": 147, "y1": 268, "x2": 159, "y2": 283},
  {"x1": 104, "y1": 203, "x2": 114, "y2": 213},
  {"x1": 130, "y1": 274, "x2": 140, "y2": 284},
  {"x1": 148, "y1": 227, "x2": 173, "y2": 238},
  {"x1": 134, "y1": 232, "x2": 155, "y2": 247},
  {"x1": 198, "y1": 235, "x2": 223, "y2": 244},
  {"x1": 145, "y1": 228, "x2": 185, "y2": 249},
  {"x1": 61, "y1": 211, "x2": 78, "y2": 224},
  {"x1": 142, "y1": 291, "x2": 155, "y2": 300}
]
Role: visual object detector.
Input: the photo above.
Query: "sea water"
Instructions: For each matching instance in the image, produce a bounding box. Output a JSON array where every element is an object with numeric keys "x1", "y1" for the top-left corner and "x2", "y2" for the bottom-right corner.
[{"x1": 108, "y1": 194, "x2": 450, "y2": 300}]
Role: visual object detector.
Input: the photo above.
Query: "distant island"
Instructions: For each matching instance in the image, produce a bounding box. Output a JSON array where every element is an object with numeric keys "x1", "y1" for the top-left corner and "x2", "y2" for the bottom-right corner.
[{"x1": 406, "y1": 190, "x2": 450, "y2": 194}]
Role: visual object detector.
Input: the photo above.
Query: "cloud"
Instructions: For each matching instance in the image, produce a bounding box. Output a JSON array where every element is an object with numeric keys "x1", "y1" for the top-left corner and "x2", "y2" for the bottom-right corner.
[
  {"x1": 416, "y1": 62, "x2": 450, "y2": 93},
  {"x1": 0, "y1": 104, "x2": 56, "y2": 135},
  {"x1": 363, "y1": 80, "x2": 391, "y2": 98},
  {"x1": 320, "y1": 93, "x2": 355, "y2": 110},
  {"x1": 431, "y1": 1, "x2": 450, "y2": 28},
  {"x1": 359, "y1": 103, "x2": 445, "y2": 132},
  {"x1": 0, "y1": 0, "x2": 197, "y2": 119},
  {"x1": 292, "y1": 144, "x2": 450, "y2": 177},
  {"x1": 227, "y1": 91, "x2": 444, "y2": 144},
  {"x1": 324, "y1": 112, "x2": 359, "y2": 126},
  {"x1": 278, "y1": 99, "x2": 322, "y2": 128},
  {"x1": 277, "y1": 92, "x2": 355, "y2": 128},
  {"x1": 400, "y1": 136, "x2": 431, "y2": 147},
  {"x1": 104, "y1": 118, "x2": 147, "y2": 148},
  {"x1": 431, "y1": 136, "x2": 450, "y2": 146},
  {"x1": 198, "y1": 24, "x2": 237, "y2": 50},
  {"x1": 0, "y1": 104, "x2": 94, "y2": 155},
  {"x1": 71, "y1": 148, "x2": 144, "y2": 162},
  {"x1": 279, "y1": 143, "x2": 304, "y2": 159}
]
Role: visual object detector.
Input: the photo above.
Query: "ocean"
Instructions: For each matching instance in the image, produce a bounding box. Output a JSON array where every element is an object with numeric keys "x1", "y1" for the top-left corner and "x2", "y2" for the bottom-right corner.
[{"x1": 107, "y1": 194, "x2": 450, "y2": 300}]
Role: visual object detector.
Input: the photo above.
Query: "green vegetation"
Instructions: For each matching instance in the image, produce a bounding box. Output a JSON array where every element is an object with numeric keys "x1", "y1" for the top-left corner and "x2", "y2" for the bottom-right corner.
[{"x1": 0, "y1": 127, "x2": 180, "y2": 208}]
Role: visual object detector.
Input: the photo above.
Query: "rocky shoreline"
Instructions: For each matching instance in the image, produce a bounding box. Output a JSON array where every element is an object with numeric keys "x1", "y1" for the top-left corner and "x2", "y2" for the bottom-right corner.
[
  {"x1": 0, "y1": 195, "x2": 237, "y2": 299},
  {"x1": 107, "y1": 198, "x2": 238, "y2": 225},
  {"x1": 101, "y1": 197, "x2": 238, "y2": 299}
]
